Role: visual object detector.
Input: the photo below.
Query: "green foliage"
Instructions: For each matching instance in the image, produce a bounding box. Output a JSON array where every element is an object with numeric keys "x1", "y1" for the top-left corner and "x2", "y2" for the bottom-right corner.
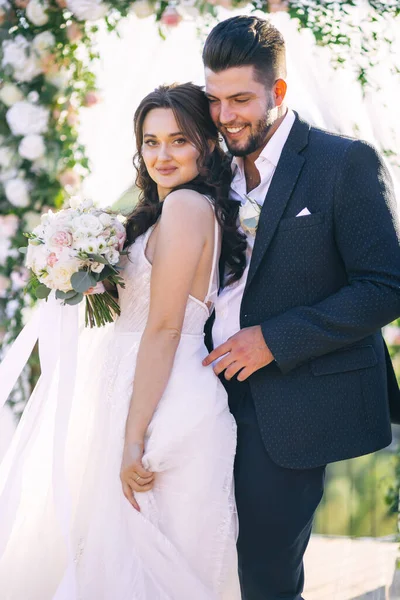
[{"x1": 315, "y1": 450, "x2": 398, "y2": 538}]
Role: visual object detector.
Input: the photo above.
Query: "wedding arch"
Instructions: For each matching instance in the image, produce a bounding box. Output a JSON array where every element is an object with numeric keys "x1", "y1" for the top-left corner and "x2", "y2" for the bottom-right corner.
[{"x1": 0, "y1": 0, "x2": 399, "y2": 410}]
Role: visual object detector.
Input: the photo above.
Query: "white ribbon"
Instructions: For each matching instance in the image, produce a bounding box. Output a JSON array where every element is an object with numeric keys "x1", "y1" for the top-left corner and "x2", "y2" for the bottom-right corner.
[{"x1": 0, "y1": 293, "x2": 80, "y2": 598}]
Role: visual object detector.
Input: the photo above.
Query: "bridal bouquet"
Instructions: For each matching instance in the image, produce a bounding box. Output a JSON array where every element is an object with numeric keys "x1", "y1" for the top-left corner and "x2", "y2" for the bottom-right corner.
[{"x1": 23, "y1": 199, "x2": 126, "y2": 327}]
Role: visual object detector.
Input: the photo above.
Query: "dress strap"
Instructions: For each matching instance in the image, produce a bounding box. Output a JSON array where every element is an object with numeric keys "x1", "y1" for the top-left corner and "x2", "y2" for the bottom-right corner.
[{"x1": 202, "y1": 195, "x2": 220, "y2": 308}]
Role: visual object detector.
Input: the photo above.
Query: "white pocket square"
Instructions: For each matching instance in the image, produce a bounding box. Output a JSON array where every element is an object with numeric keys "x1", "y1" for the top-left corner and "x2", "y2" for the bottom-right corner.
[{"x1": 296, "y1": 207, "x2": 311, "y2": 217}]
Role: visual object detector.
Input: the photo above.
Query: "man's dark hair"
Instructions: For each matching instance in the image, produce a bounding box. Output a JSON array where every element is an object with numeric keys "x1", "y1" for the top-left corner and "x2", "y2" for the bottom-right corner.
[{"x1": 202, "y1": 15, "x2": 286, "y2": 88}]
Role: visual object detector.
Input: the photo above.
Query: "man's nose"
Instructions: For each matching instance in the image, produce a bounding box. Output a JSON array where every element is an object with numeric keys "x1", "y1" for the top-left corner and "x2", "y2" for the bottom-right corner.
[{"x1": 219, "y1": 103, "x2": 236, "y2": 125}]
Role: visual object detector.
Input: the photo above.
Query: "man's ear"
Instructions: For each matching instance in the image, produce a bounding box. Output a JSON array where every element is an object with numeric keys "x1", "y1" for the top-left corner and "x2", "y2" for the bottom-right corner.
[{"x1": 273, "y1": 78, "x2": 287, "y2": 107}]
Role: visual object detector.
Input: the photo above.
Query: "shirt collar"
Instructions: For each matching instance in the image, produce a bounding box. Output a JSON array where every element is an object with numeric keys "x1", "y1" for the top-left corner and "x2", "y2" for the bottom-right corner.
[{"x1": 231, "y1": 108, "x2": 296, "y2": 179}]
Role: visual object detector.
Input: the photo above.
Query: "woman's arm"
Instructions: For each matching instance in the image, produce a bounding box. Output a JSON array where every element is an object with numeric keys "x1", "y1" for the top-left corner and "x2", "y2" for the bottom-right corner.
[{"x1": 120, "y1": 190, "x2": 214, "y2": 508}]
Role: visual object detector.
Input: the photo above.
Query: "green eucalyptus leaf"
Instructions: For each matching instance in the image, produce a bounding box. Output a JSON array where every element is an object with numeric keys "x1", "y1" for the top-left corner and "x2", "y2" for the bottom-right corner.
[
  {"x1": 70, "y1": 271, "x2": 96, "y2": 293},
  {"x1": 35, "y1": 285, "x2": 51, "y2": 299},
  {"x1": 64, "y1": 292, "x2": 84, "y2": 306},
  {"x1": 97, "y1": 265, "x2": 114, "y2": 281},
  {"x1": 56, "y1": 289, "x2": 79, "y2": 300},
  {"x1": 87, "y1": 253, "x2": 108, "y2": 264}
]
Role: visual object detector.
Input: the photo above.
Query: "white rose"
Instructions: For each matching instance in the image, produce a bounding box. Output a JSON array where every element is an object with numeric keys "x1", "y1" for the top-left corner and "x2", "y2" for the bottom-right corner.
[
  {"x1": 0, "y1": 237, "x2": 11, "y2": 266},
  {"x1": 98, "y1": 212, "x2": 112, "y2": 227},
  {"x1": 0, "y1": 147, "x2": 14, "y2": 170},
  {"x1": 91, "y1": 261, "x2": 105, "y2": 273},
  {"x1": 66, "y1": 0, "x2": 109, "y2": 21},
  {"x1": 27, "y1": 90, "x2": 39, "y2": 103},
  {"x1": 131, "y1": 0, "x2": 153, "y2": 19},
  {"x1": 5, "y1": 299, "x2": 19, "y2": 319},
  {"x1": 105, "y1": 248, "x2": 119, "y2": 265},
  {"x1": 31, "y1": 155, "x2": 55, "y2": 175},
  {"x1": 0, "y1": 168, "x2": 18, "y2": 183},
  {"x1": 26, "y1": 242, "x2": 48, "y2": 271},
  {"x1": 23, "y1": 210, "x2": 41, "y2": 232},
  {"x1": 0, "y1": 274, "x2": 9, "y2": 297},
  {"x1": 32, "y1": 31, "x2": 55, "y2": 58},
  {"x1": 0, "y1": 83, "x2": 24, "y2": 107},
  {"x1": 4, "y1": 178, "x2": 30, "y2": 207},
  {"x1": 26, "y1": 0, "x2": 49, "y2": 26},
  {"x1": 19, "y1": 134, "x2": 46, "y2": 161},
  {"x1": 2, "y1": 36, "x2": 42, "y2": 82},
  {"x1": 39, "y1": 210, "x2": 53, "y2": 226},
  {"x1": 73, "y1": 214, "x2": 103, "y2": 236},
  {"x1": 47, "y1": 259, "x2": 80, "y2": 292},
  {"x1": 45, "y1": 67, "x2": 70, "y2": 90},
  {"x1": 53, "y1": 210, "x2": 74, "y2": 226},
  {"x1": 80, "y1": 199, "x2": 94, "y2": 210},
  {"x1": 68, "y1": 196, "x2": 81, "y2": 210},
  {"x1": 6, "y1": 101, "x2": 49, "y2": 136}
]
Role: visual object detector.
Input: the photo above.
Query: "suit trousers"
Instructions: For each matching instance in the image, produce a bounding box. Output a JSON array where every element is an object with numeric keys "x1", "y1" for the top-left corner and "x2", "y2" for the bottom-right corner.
[{"x1": 225, "y1": 378, "x2": 326, "y2": 600}]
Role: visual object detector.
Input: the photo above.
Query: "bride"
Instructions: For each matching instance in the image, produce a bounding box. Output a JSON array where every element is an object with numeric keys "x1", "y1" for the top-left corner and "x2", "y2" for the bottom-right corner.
[{"x1": 0, "y1": 83, "x2": 246, "y2": 599}]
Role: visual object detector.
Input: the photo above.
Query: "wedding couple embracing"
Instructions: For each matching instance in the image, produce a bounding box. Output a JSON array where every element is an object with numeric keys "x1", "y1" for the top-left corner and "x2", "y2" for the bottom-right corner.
[{"x1": 1, "y1": 15, "x2": 400, "y2": 600}]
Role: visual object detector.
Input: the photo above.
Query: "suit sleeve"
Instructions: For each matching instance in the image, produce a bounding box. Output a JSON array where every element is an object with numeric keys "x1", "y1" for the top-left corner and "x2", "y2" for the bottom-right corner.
[{"x1": 261, "y1": 140, "x2": 400, "y2": 374}]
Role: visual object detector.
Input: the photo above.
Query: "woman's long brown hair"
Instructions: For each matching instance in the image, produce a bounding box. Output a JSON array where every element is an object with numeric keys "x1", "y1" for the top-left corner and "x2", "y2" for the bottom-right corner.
[{"x1": 125, "y1": 83, "x2": 246, "y2": 287}]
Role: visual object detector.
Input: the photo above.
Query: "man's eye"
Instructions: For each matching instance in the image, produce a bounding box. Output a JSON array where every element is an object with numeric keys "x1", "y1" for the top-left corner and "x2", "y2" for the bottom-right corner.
[
  {"x1": 235, "y1": 98, "x2": 249, "y2": 104},
  {"x1": 207, "y1": 98, "x2": 218, "y2": 104}
]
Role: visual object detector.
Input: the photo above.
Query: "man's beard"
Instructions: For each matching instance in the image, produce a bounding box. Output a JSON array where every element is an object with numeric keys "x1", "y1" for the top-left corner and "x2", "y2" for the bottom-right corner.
[{"x1": 220, "y1": 101, "x2": 276, "y2": 157}]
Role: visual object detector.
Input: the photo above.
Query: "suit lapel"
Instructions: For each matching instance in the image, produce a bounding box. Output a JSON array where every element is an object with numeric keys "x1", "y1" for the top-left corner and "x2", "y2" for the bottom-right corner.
[{"x1": 245, "y1": 115, "x2": 310, "y2": 292}]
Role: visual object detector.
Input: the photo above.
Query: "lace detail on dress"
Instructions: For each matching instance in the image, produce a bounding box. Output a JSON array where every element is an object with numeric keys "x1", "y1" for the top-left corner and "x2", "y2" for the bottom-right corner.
[{"x1": 116, "y1": 199, "x2": 220, "y2": 336}]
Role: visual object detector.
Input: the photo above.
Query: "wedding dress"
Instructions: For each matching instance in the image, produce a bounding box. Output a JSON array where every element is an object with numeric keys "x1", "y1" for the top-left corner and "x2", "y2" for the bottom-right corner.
[{"x1": 0, "y1": 199, "x2": 240, "y2": 600}]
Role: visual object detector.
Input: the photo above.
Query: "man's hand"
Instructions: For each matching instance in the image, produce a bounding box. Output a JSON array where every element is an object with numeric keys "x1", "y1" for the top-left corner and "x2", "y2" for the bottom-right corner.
[{"x1": 202, "y1": 325, "x2": 274, "y2": 381}]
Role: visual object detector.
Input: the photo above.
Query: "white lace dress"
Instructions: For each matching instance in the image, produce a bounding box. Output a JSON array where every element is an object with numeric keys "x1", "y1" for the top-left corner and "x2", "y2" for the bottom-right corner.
[{"x1": 0, "y1": 210, "x2": 240, "y2": 600}]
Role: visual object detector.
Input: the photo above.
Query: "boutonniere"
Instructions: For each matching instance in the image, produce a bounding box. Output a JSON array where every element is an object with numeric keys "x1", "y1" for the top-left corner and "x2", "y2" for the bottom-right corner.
[{"x1": 239, "y1": 194, "x2": 262, "y2": 236}]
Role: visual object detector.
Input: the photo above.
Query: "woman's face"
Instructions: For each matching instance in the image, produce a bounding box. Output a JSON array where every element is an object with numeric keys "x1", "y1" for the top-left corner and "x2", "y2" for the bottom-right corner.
[{"x1": 141, "y1": 108, "x2": 201, "y2": 200}]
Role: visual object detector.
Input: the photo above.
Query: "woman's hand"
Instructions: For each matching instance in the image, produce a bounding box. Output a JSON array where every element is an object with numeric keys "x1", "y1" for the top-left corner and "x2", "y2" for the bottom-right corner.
[{"x1": 120, "y1": 441, "x2": 154, "y2": 511}]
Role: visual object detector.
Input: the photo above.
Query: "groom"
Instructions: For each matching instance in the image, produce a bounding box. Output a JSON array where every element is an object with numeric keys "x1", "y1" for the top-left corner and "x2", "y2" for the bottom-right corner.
[{"x1": 202, "y1": 15, "x2": 400, "y2": 600}]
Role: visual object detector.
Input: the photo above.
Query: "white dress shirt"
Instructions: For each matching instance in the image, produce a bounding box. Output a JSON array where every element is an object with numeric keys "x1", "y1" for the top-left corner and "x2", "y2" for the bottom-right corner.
[{"x1": 212, "y1": 109, "x2": 296, "y2": 349}]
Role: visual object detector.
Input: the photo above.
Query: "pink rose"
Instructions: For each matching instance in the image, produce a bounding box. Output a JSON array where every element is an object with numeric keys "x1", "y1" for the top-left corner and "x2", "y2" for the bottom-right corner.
[
  {"x1": 0, "y1": 275, "x2": 9, "y2": 295},
  {"x1": 83, "y1": 91, "x2": 101, "y2": 108},
  {"x1": 67, "y1": 109, "x2": 79, "y2": 127},
  {"x1": 59, "y1": 169, "x2": 81, "y2": 190},
  {"x1": 66, "y1": 22, "x2": 83, "y2": 43},
  {"x1": 11, "y1": 268, "x2": 29, "y2": 290},
  {"x1": 268, "y1": 0, "x2": 289, "y2": 12},
  {"x1": 47, "y1": 252, "x2": 58, "y2": 267},
  {"x1": 161, "y1": 6, "x2": 182, "y2": 26},
  {"x1": 49, "y1": 230, "x2": 73, "y2": 248},
  {"x1": 116, "y1": 229, "x2": 126, "y2": 251},
  {"x1": 0, "y1": 214, "x2": 19, "y2": 237}
]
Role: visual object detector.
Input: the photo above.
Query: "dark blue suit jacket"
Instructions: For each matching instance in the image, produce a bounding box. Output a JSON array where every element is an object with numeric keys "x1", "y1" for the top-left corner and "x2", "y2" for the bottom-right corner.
[{"x1": 210, "y1": 114, "x2": 400, "y2": 469}]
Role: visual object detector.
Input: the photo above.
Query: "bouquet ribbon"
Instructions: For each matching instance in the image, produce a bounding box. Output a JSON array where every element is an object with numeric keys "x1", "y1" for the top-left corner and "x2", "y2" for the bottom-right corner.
[{"x1": 0, "y1": 294, "x2": 80, "y2": 599}]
